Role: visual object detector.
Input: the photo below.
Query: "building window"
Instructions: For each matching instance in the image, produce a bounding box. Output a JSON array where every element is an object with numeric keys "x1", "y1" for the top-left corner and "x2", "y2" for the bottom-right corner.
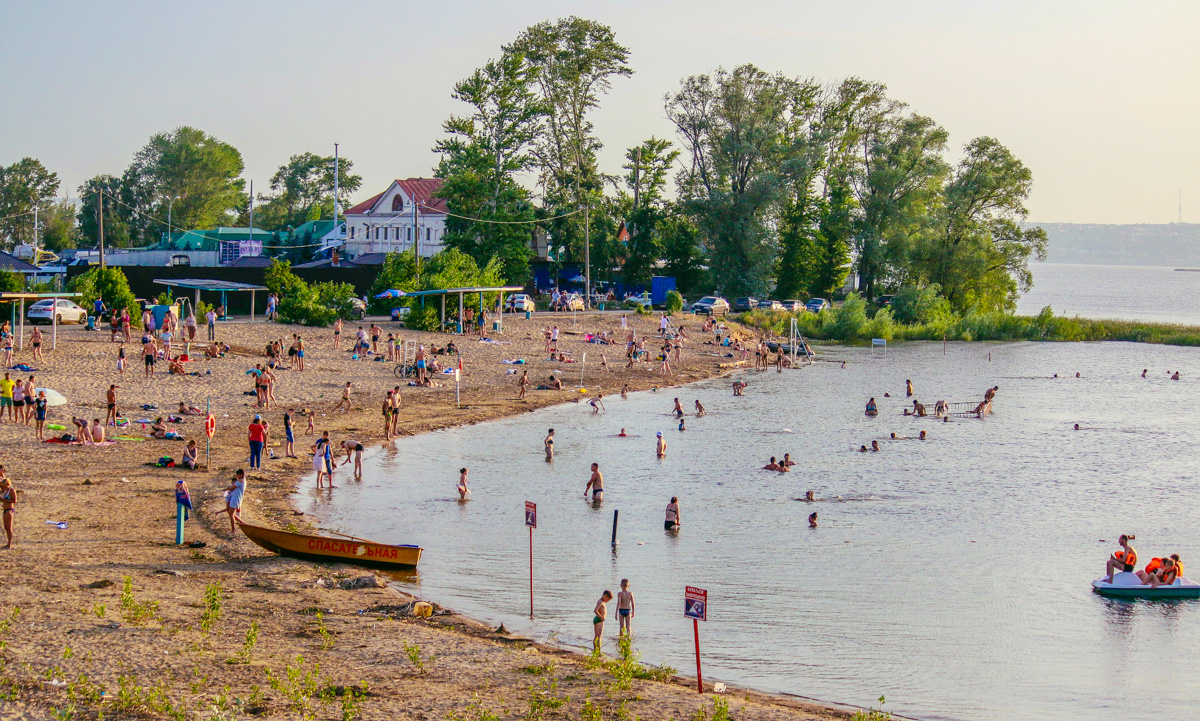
[
  {"x1": 426, "y1": 227, "x2": 431, "y2": 241},
  {"x1": 391, "y1": 195, "x2": 404, "y2": 212},
  {"x1": 374, "y1": 227, "x2": 379, "y2": 240},
  {"x1": 408, "y1": 227, "x2": 413, "y2": 241},
  {"x1": 349, "y1": 226, "x2": 355, "y2": 239}
]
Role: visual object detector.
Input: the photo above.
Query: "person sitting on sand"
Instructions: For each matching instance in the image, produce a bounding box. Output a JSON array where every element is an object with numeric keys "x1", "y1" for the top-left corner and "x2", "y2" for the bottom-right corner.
[
  {"x1": 548, "y1": 375, "x2": 563, "y2": 390},
  {"x1": 178, "y1": 401, "x2": 203, "y2": 416},
  {"x1": 150, "y1": 418, "x2": 169, "y2": 439},
  {"x1": 168, "y1": 357, "x2": 187, "y2": 375},
  {"x1": 1104, "y1": 534, "x2": 1138, "y2": 583},
  {"x1": 763, "y1": 456, "x2": 781, "y2": 471},
  {"x1": 90, "y1": 419, "x2": 106, "y2": 443},
  {"x1": 182, "y1": 440, "x2": 199, "y2": 469}
]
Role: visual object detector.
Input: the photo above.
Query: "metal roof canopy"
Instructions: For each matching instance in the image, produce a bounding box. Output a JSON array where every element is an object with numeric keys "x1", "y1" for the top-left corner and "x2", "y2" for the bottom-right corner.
[
  {"x1": 399, "y1": 286, "x2": 524, "y2": 334},
  {"x1": 153, "y1": 279, "x2": 269, "y2": 321},
  {"x1": 0, "y1": 292, "x2": 84, "y2": 352}
]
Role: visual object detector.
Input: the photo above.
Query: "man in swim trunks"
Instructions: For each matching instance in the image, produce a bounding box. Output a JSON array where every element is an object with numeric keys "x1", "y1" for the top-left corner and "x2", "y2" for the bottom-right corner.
[
  {"x1": 616, "y1": 579, "x2": 635, "y2": 636},
  {"x1": 370, "y1": 323, "x2": 381, "y2": 354},
  {"x1": 585, "y1": 462, "x2": 604, "y2": 501},
  {"x1": 142, "y1": 333, "x2": 157, "y2": 378},
  {"x1": 334, "y1": 381, "x2": 352, "y2": 413},
  {"x1": 656, "y1": 432, "x2": 667, "y2": 458},
  {"x1": 415, "y1": 345, "x2": 427, "y2": 383},
  {"x1": 673, "y1": 397, "x2": 684, "y2": 417},
  {"x1": 341, "y1": 438, "x2": 364, "y2": 475}
]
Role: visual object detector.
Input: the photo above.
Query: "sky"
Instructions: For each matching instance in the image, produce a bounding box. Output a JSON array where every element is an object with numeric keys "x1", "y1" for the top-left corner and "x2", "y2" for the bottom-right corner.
[{"x1": 1, "y1": 0, "x2": 1196, "y2": 224}]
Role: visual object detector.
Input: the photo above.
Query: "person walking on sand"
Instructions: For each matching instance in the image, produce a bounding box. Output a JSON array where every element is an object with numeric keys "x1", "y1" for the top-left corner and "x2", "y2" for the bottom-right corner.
[
  {"x1": 333, "y1": 318, "x2": 343, "y2": 350},
  {"x1": 334, "y1": 381, "x2": 352, "y2": 413},
  {"x1": 0, "y1": 474, "x2": 17, "y2": 549},
  {"x1": 205, "y1": 306, "x2": 217, "y2": 341},
  {"x1": 142, "y1": 332, "x2": 157, "y2": 378},
  {"x1": 665, "y1": 496, "x2": 681, "y2": 530},
  {"x1": 105, "y1": 385, "x2": 119, "y2": 427},
  {"x1": 341, "y1": 438, "x2": 364, "y2": 475},
  {"x1": 616, "y1": 579, "x2": 635, "y2": 637},
  {"x1": 224, "y1": 469, "x2": 246, "y2": 535},
  {"x1": 544, "y1": 429, "x2": 555, "y2": 461},
  {"x1": 585, "y1": 462, "x2": 604, "y2": 501},
  {"x1": 593, "y1": 590, "x2": 613, "y2": 653},
  {"x1": 457, "y1": 467, "x2": 471, "y2": 501},
  {"x1": 0, "y1": 372, "x2": 14, "y2": 423},
  {"x1": 29, "y1": 327, "x2": 42, "y2": 362},
  {"x1": 518, "y1": 369, "x2": 529, "y2": 400},
  {"x1": 656, "y1": 432, "x2": 667, "y2": 458},
  {"x1": 247, "y1": 415, "x2": 266, "y2": 470}
]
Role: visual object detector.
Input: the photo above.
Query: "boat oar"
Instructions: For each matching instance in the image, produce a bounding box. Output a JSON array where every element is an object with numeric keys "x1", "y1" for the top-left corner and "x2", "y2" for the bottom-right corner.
[{"x1": 318, "y1": 528, "x2": 374, "y2": 544}]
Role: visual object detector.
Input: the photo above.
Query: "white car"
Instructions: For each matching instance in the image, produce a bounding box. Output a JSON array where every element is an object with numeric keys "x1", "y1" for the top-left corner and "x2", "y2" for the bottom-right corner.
[
  {"x1": 27, "y1": 299, "x2": 88, "y2": 324},
  {"x1": 506, "y1": 294, "x2": 536, "y2": 312}
]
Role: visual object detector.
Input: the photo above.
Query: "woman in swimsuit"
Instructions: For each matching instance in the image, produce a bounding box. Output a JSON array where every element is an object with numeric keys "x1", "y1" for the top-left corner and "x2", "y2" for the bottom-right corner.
[
  {"x1": 1, "y1": 474, "x2": 16, "y2": 548},
  {"x1": 224, "y1": 470, "x2": 246, "y2": 534},
  {"x1": 544, "y1": 429, "x2": 555, "y2": 461}
]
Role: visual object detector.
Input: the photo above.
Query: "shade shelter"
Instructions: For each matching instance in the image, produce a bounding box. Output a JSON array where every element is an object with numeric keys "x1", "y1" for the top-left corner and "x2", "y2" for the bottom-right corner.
[
  {"x1": 400, "y1": 286, "x2": 524, "y2": 333},
  {"x1": 152, "y1": 279, "x2": 269, "y2": 321},
  {"x1": 0, "y1": 292, "x2": 85, "y2": 351}
]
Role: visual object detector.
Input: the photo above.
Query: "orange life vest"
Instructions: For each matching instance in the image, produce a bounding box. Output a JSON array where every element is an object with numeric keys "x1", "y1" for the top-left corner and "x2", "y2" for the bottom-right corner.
[
  {"x1": 1145, "y1": 558, "x2": 1163, "y2": 575},
  {"x1": 1116, "y1": 548, "x2": 1138, "y2": 567},
  {"x1": 1160, "y1": 564, "x2": 1179, "y2": 585}
]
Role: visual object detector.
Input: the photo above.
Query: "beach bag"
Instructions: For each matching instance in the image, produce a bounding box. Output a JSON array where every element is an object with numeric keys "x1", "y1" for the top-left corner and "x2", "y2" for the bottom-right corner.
[{"x1": 156, "y1": 456, "x2": 175, "y2": 468}]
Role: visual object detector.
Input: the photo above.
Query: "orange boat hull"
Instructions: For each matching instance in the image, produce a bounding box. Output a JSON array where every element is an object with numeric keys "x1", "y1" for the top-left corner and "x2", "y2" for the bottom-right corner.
[{"x1": 238, "y1": 522, "x2": 422, "y2": 568}]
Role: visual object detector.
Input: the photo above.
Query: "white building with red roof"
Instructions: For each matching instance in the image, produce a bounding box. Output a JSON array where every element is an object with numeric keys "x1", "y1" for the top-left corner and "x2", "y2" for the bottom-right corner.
[{"x1": 342, "y1": 178, "x2": 448, "y2": 259}]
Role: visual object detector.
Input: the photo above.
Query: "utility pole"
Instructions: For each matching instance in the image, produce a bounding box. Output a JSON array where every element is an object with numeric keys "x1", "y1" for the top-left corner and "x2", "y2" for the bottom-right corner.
[
  {"x1": 333, "y1": 143, "x2": 340, "y2": 233},
  {"x1": 413, "y1": 187, "x2": 420, "y2": 284},
  {"x1": 33, "y1": 205, "x2": 38, "y2": 261},
  {"x1": 98, "y1": 190, "x2": 105, "y2": 268},
  {"x1": 584, "y1": 201, "x2": 590, "y2": 310}
]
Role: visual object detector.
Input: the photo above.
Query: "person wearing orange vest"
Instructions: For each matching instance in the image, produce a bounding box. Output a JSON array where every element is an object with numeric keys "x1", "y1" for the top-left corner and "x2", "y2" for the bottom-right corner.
[
  {"x1": 1137, "y1": 558, "x2": 1165, "y2": 584},
  {"x1": 1148, "y1": 556, "x2": 1182, "y2": 588},
  {"x1": 1104, "y1": 534, "x2": 1138, "y2": 583}
]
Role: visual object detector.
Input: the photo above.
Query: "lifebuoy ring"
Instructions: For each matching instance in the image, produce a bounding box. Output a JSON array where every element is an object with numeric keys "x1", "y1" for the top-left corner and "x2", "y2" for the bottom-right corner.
[{"x1": 204, "y1": 413, "x2": 216, "y2": 438}]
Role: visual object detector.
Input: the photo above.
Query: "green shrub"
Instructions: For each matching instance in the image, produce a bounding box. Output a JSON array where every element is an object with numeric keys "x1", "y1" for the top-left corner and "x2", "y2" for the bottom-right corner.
[
  {"x1": 665, "y1": 290, "x2": 683, "y2": 314},
  {"x1": 264, "y1": 259, "x2": 307, "y2": 299},
  {"x1": 67, "y1": 266, "x2": 138, "y2": 322},
  {"x1": 0, "y1": 270, "x2": 23, "y2": 293},
  {"x1": 822, "y1": 293, "x2": 868, "y2": 340},
  {"x1": 196, "y1": 300, "x2": 213, "y2": 324},
  {"x1": 890, "y1": 285, "x2": 954, "y2": 325}
]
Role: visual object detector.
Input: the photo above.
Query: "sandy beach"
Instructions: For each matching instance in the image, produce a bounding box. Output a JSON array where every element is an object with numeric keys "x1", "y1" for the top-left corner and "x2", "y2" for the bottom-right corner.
[{"x1": 0, "y1": 311, "x2": 849, "y2": 720}]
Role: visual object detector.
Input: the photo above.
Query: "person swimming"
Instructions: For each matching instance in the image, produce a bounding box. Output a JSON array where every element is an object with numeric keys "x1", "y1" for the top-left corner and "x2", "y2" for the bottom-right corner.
[
  {"x1": 808, "y1": 511, "x2": 818, "y2": 528},
  {"x1": 1073, "y1": 423, "x2": 1080, "y2": 431},
  {"x1": 678, "y1": 418, "x2": 686, "y2": 431},
  {"x1": 918, "y1": 430, "x2": 927, "y2": 440},
  {"x1": 1141, "y1": 369, "x2": 1148, "y2": 378},
  {"x1": 763, "y1": 457, "x2": 781, "y2": 471},
  {"x1": 859, "y1": 445, "x2": 868, "y2": 453},
  {"x1": 804, "y1": 490, "x2": 815, "y2": 502},
  {"x1": 870, "y1": 440, "x2": 880, "y2": 452},
  {"x1": 618, "y1": 428, "x2": 627, "y2": 437}
]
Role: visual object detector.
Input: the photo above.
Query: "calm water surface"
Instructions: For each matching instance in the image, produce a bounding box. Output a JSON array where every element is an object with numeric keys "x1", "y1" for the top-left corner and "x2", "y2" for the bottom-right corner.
[
  {"x1": 295, "y1": 342, "x2": 1200, "y2": 721},
  {"x1": 1019, "y1": 263, "x2": 1200, "y2": 325}
]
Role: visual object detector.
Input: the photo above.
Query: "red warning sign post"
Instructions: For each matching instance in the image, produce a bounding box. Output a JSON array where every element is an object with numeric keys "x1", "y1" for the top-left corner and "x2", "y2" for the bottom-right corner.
[
  {"x1": 525, "y1": 501, "x2": 537, "y2": 617},
  {"x1": 684, "y1": 586, "x2": 707, "y2": 693}
]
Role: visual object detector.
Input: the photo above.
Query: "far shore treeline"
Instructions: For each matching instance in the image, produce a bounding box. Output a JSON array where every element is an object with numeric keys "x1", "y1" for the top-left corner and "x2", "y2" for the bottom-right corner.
[{"x1": 4, "y1": 14, "x2": 1178, "y2": 346}]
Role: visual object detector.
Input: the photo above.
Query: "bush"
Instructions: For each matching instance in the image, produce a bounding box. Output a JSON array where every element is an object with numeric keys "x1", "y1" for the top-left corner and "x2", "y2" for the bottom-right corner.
[
  {"x1": 196, "y1": 300, "x2": 213, "y2": 324},
  {"x1": 0, "y1": 270, "x2": 23, "y2": 293},
  {"x1": 404, "y1": 304, "x2": 442, "y2": 332},
  {"x1": 665, "y1": 290, "x2": 683, "y2": 314},
  {"x1": 891, "y1": 285, "x2": 955, "y2": 326},
  {"x1": 264, "y1": 259, "x2": 307, "y2": 300},
  {"x1": 821, "y1": 293, "x2": 868, "y2": 340},
  {"x1": 67, "y1": 266, "x2": 138, "y2": 323}
]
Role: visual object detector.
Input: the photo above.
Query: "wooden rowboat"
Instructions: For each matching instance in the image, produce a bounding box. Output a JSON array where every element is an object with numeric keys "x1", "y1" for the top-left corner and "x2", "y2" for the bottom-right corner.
[{"x1": 238, "y1": 522, "x2": 422, "y2": 569}]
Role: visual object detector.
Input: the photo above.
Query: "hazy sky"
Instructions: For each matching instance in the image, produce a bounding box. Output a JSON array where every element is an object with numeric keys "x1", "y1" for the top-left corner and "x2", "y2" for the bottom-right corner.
[{"x1": 1, "y1": 1, "x2": 1196, "y2": 224}]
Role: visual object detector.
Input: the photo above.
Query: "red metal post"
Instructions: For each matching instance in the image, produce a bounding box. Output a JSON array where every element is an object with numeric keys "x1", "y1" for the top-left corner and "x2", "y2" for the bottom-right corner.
[
  {"x1": 693, "y1": 618, "x2": 703, "y2": 693},
  {"x1": 529, "y1": 526, "x2": 534, "y2": 617}
]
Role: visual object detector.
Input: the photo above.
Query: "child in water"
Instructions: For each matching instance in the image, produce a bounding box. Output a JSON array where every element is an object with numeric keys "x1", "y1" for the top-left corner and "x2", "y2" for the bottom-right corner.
[{"x1": 593, "y1": 590, "x2": 613, "y2": 653}]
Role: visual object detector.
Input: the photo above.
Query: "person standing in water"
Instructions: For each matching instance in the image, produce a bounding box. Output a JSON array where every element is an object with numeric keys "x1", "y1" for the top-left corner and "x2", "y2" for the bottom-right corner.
[
  {"x1": 457, "y1": 467, "x2": 470, "y2": 500},
  {"x1": 544, "y1": 428, "x2": 555, "y2": 461},
  {"x1": 906, "y1": 379, "x2": 914, "y2": 397},
  {"x1": 694, "y1": 400, "x2": 706, "y2": 416},
  {"x1": 616, "y1": 579, "x2": 635, "y2": 637},
  {"x1": 809, "y1": 511, "x2": 818, "y2": 528},
  {"x1": 585, "y1": 462, "x2": 604, "y2": 500},
  {"x1": 592, "y1": 590, "x2": 613, "y2": 653},
  {"x1": 673, "y1": 398, "x2": 684, "y2": 417},
  {"x1": 665, "y1": 496, "x2": 681, "y2": 529},
  {"x1": 656, "y1": 432, "x2": 667, "y2": 458}
]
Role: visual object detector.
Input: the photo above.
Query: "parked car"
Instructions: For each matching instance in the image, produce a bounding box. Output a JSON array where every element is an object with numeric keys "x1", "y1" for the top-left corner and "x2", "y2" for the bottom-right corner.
[
  {"x1": 781, "y1": 299, "x2": 806, "y2": 312},
  {"x1": 558, "y1": 294, "x2": 584, "y2": 311},
  {"x1": 627, "y1": 292, "x2": 653, "y2": 309},
  {"x1": 691, "y1": 296, "x2": 730, "y2": 316},
  {"x1": 28, "y1": 299, "x2": 88, "y2": 324},
  {"x1": 757, "y1": 299, "x2": 784, "y2": 311},
  {"x1": 733, "y1": 297, "x2": 759, "y2": 312},
  {"x1": 806, "y1": 298, "x2": 831, "y2": 313},
  {"x1": 505, "y1": 293, "x2": 536, "y2": 312},
  {"x1": 875, "y1": 295, "x2": 895, "y2": 307}
]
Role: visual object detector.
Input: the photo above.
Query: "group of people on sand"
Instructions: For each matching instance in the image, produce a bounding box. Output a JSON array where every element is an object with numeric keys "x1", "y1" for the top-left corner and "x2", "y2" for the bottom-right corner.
[
  {"x1": 1104, "y1": 534, "x2": 1186, "y2": 588},
  {"x1": 0, "y1": 321, "x2": 44, "y2": 365}
]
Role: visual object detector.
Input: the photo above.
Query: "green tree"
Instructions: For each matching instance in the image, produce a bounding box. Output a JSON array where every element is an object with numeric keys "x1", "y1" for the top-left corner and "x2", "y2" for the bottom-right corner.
[
  {"x1": 435, "y1": 50, "x2": 543, "y2": 282},
  {"x1": 658, "y1": 216, "x2": 706, "y2": 296},
  {"x1": 0, "y1": 158, "x2": 60, "y2": 248},
  {"x1": 619, "y1": 137, "x2": 679, "y2": 288},
  {"x1": 66, "y1": 266, "x2": 137, "y2": 319},
  {"x1": 370, "y1": 249, "x2": 505, "y2": 330},
  {"x1": 121, "y1": 126, "x2": 246, "y2": 245},
  {"x1": 667, "y1": 65, "x2": 802, "y2": 296},
  {"x1": 507, "y1": 17, "x2": 632, "y2": 263},
  {"x1": 0, "y1": 270, "x2": 23, "y2": 293},
  {"x1": 263, "y1": 259, "x2": 308, "y2": 300},
  {"x1": 40, "y1": 199, "x2": 79, "y2": 252},
  {"x1": 910, "y1": 137, "x2": 1048, "y2": 312},
  {"x1": 254, "y1": 152, "x2": 362, "y2": 231},
  {"x1": 77, "y1": 175, "x2": 132, "y2": 249}
]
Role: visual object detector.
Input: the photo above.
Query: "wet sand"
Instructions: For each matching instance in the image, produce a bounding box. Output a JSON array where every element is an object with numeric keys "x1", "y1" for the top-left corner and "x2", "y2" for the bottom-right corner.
[{"x1": 0, "y1": 312, "x2": 848, "y2": 720}]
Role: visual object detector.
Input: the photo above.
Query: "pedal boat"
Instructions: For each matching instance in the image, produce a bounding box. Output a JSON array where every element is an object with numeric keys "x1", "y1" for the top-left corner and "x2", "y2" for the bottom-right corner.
[{"x1": 1092, "y1": 571, "x2": 1200, "y2": 599}]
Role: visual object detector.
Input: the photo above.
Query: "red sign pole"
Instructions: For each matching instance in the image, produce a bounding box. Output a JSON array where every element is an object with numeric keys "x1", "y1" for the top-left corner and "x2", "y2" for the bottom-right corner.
[
  {"x1": 529, "y1": 525, "x2": 534, "y2": 617},
  {"x1": 694, "y1": 618, "x2": 704, "y2": 693},
  {"x1": 684, "y1": 585, "x2": 707, "y2": 694}
]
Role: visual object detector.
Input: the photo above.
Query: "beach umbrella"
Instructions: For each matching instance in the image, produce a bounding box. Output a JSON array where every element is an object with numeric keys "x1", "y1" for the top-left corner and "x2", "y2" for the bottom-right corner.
[
  {"x1": 374, "y1": 289, "x2": 406, "y2": 299},
  {"x1": 35, "y1": 388, "x2": 68, "y2": 407},
  {"x1": 568, "y1": 275, "x2": 586, "y2": 283}
]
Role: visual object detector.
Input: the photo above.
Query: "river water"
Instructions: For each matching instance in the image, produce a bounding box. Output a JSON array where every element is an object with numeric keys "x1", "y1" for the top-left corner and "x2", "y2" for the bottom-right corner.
[
  {"x1": 1019, "y1": 263, "x2": 1200, "y2": 325},
  {"x1": 295, "y1": 338, "x2": 1200, "y2": 721}
]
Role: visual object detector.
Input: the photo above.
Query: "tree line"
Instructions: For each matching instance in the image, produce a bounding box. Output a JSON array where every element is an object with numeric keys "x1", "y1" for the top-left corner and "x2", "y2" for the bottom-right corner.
[
  {"x1": 0, "y1": 130, "x2": 361, "y2": 254},
  {"x1": 434, "y1": 16, "x2": 1047, "y2": 313}
]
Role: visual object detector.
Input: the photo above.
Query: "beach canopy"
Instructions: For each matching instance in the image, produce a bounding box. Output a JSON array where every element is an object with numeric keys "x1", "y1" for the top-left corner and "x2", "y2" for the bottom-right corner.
[
  {"x1": 375, "y1": 289, "x2": 407, "y2": 299},
  {"x1": 35, "y1": 388, "x2": 68, "y2": 407}
]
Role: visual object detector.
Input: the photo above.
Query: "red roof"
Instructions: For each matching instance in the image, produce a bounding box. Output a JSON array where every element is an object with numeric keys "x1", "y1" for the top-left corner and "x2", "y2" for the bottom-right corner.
[{"x1": 344, "y1": 178, "x2": 447, "y2": 216}]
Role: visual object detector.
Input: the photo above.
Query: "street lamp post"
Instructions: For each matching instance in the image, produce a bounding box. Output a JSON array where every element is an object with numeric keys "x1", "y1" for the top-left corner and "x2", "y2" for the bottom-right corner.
[{"x1": 166, "y1": 195, "x2": 181, "y2": 239}]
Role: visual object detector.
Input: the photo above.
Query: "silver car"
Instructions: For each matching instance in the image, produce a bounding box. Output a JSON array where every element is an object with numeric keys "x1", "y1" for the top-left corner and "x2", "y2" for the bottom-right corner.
[{"x1": 27, "y1": 299, "x2": 88, "y2": 324}]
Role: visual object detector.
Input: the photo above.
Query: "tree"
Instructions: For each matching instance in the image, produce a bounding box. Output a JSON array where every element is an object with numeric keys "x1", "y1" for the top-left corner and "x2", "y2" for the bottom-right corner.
[
  {"x1": 76, "y1": 175, "x2": 132, "y2": 249},
  {"x1": 0, "y1": 270, "x2": 23, "y2": 293},
  {"x1": 40, "y1": 199, "x2": 79, "y2": 252},
  {"x1": 507, "y1": 17, "x2": 632, "y2": 263},
  {"x1": 370, "y1": 249, "x2": 505, "y2": 330},
  {"x1": 659, "y1": 216, "x2": 706, "y2": 296},
  {"x1": 254, "y1": 152, "x2": 362, "y2": 232},
  {"x1": 435, "y1": 50, "x2": 543, "y2": 282},
  {"x1": 263, "y1": 259, "x2": 308, "y2": 300},
  {"x1": 66, "y1": 266, "x2": 137, "y2": 319},
  {"x1": 910, "y1": 137, "x2": 1047, "y2": 312},
  {"x1": 121, "y1": 126, "x2": 245, "y2": 244},
  {"x1": 0, "y1": 158, "x2": 60, "y2": 248},
  {"x1": 667, "y1": 65, "x2": 802, "y2": 296},
  {"x1": 619, "y1": 137, "x2": 679, "y2": 288}
]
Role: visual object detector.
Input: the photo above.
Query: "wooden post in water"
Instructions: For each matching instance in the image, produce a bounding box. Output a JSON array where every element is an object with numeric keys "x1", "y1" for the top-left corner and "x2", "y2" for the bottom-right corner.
[{"x1": 611, "y1": 509, "x2": 619, "y2": 546}]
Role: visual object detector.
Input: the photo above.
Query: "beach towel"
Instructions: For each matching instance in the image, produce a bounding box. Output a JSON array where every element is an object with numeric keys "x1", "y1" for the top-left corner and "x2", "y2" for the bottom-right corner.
[
  {"x1": 10, "y1": 364, "x2": 38, "y2": 372},
  {"x1": 115, "y1": 436, "x2": 144, "y2": 441},
  {"x1": 502, "y1": 359, "x2": 526, "y2": 364},
  {"x1": 43, "y1": 521, "x2": 68, "y2": 529}
]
